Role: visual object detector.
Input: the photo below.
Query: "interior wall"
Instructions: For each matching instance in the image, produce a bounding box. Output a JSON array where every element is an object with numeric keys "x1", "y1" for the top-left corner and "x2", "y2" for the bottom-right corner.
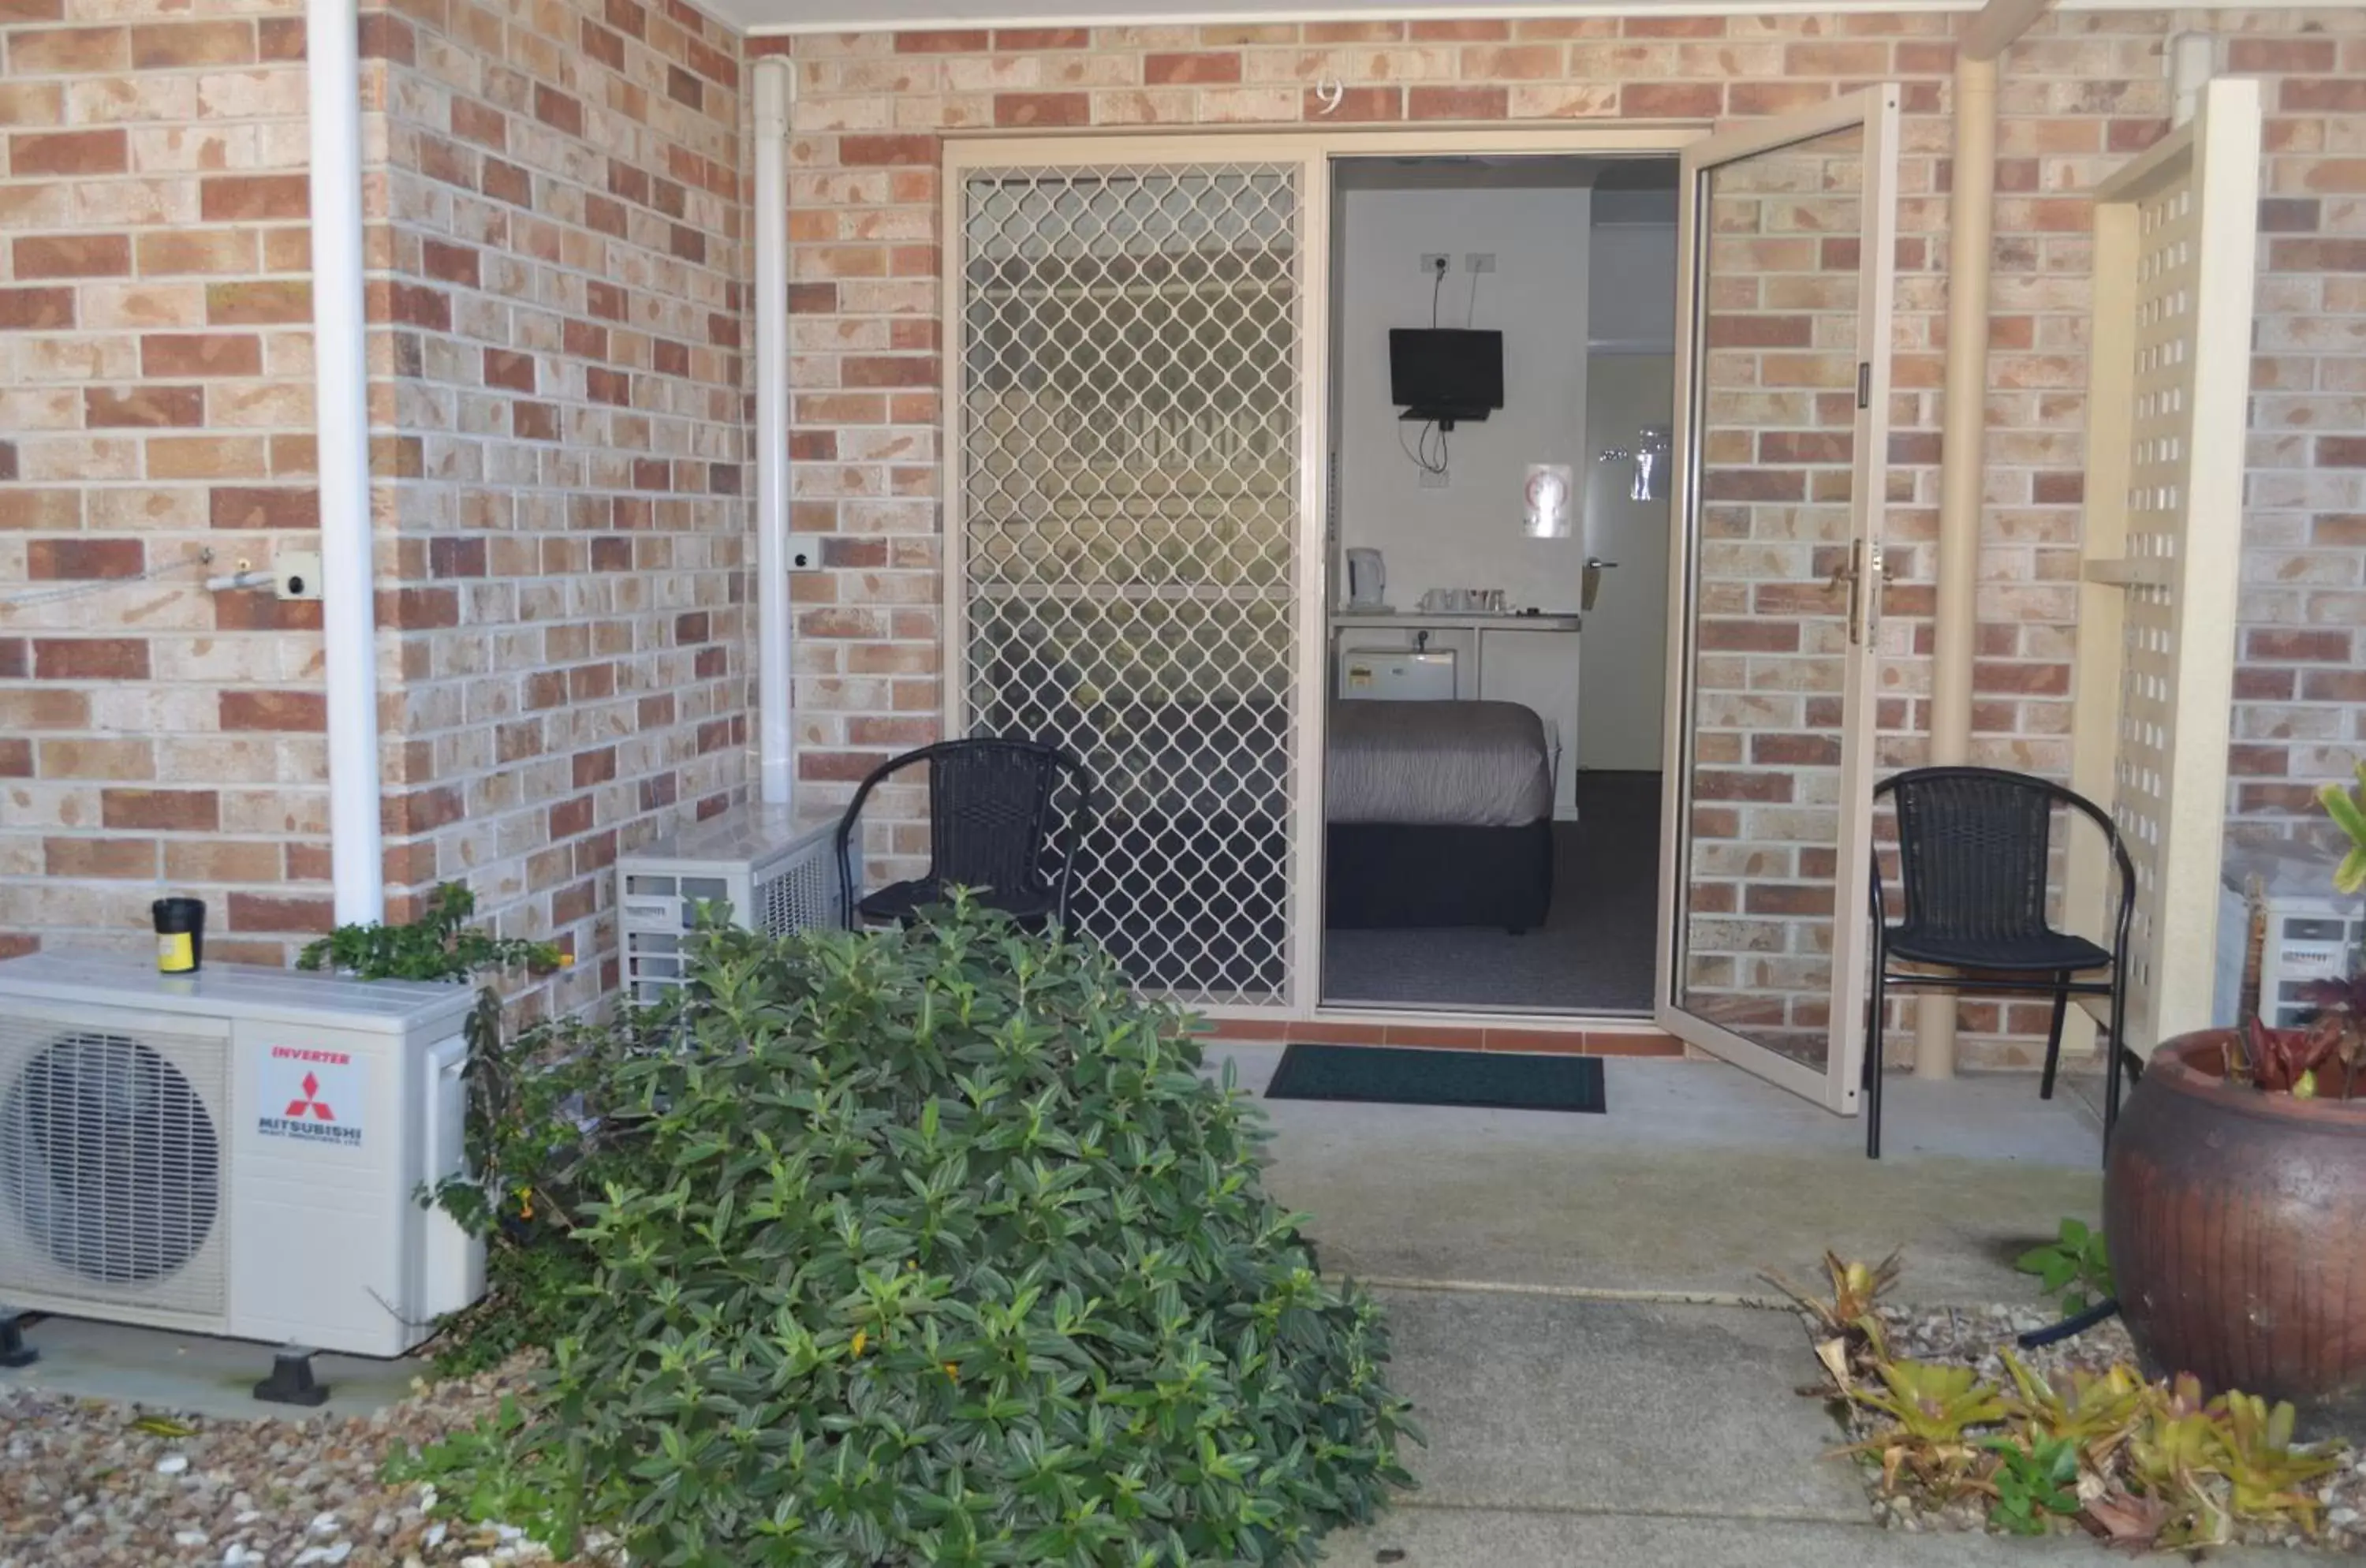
[
  {"x1": 1579, "y1": 216, "x2": 1678, "y2": 773},
  {"x1": 1335, "y1": 183, "x2": 1592, "y2": 622}
]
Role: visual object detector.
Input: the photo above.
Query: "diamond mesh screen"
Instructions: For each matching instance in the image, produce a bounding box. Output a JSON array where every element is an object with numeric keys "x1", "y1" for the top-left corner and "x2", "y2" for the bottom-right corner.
[
  {"x1": 0, "y1": 1022, "x2": 226, "y2": 1313},
  {"x1": 959, "y1": 164, "x2": 1302, "y2": 1003}
]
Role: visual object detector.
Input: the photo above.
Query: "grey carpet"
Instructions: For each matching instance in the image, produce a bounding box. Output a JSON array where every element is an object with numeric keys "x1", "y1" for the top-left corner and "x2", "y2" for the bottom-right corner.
[{"x1": 1322, "y1": 772, "x2": 1661, "y2": 1014}]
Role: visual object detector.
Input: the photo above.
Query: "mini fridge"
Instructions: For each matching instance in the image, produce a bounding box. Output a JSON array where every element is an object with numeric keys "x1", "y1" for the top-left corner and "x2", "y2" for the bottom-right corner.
[{"x1": 1338, "y1": 647, "x2": 1457, "y2": 700}]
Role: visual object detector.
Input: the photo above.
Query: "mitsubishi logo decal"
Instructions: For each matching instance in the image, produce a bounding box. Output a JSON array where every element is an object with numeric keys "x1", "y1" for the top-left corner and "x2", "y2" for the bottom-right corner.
[
  {"x1": 256, "y1": 1045, "x2": 364, "y2": 1148},
  {"x1": 283, "y1": 1073, "x2": 337, "y2": 1122}
]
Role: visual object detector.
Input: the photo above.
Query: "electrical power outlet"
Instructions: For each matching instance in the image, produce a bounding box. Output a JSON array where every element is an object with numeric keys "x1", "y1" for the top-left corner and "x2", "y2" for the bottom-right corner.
[
  {"x1": 1419, "y1": 468, "x2": 1450, "y2": 491},
  {"x1": 1417, "y1": 252, "x2": 1450, "y2": 275},
  {"x1": 1465, "y1": 252, "x2": 1496, "y2": 274}
]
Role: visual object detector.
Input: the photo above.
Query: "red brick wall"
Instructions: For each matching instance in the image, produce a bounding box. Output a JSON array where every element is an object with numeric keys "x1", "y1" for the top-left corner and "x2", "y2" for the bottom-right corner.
[
  {"x1": 4, "y1": 4, "x2": 2360, "y2": 1055},
  {"x1": 756, "y1": 8, "x2": 2365, "y2": 1065},
  {"x1": 364, "y1": 0, "x2": 750, "y2": 1011},
  {"x1": 0, "y1": 0, "x2": 325, "y2": 965},
  {"x1": 0, "y1": 0, "x2": 748, "y2": 1001}
]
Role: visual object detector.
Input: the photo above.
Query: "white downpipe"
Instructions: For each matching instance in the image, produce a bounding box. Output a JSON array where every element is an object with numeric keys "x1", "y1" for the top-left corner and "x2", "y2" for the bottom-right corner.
[
  {"x1": 308, "y1": 0, "x2": 383, "y2": 925},
  {"x1": 2170, "y1": 33, "x2": 2218, "y2": 126},
  {"x1": 753, "y1": 58, "x2": 794, "y2": 807},
  {"x1": 1916, "y1": 0, "x2": 2053, "y2": 1077}
]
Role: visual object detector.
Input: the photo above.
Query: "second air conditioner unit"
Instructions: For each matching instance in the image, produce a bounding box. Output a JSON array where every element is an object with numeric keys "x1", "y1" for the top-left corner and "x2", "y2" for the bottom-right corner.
[{"x1": 617, "y1": 805, "x2": 850, "y2": 1003}]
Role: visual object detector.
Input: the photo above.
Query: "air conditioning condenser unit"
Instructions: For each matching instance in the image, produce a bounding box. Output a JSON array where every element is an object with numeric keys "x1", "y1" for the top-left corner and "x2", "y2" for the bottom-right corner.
[
  {"x1": 618, "y1": 804, "x2": 849, "y2": 1003},
  {"x1": 0, "y1": 955, "x2": 482, "y2": 1358}
]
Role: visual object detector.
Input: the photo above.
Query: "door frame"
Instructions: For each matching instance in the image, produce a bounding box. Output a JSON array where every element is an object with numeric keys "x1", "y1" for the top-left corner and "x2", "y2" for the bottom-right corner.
[
  {"x1": 1651, "y1": 87, "x2": 1903, "y2": 1111},
  {"x1": 942, "y1": 125, "x2": 1704, "y2": 1029}
]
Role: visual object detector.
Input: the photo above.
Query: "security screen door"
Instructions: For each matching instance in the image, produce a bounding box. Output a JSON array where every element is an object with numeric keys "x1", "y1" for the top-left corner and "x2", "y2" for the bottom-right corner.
[
  {"x1": 948, "y1": 149, "x2": 1315, "y2": 1008},
  {"x1": 1656, "y1": 88, "x2": 1901, "y2": 1111}
]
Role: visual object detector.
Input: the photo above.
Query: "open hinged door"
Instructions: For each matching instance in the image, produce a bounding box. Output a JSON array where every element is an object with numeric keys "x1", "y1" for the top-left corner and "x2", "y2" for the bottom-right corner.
[
  {"x1": 1655, "y1": 87, "x2": 1902, "y2": 1112},
  {"x1": 2066, "y1": 78, "x2": 2263, "y2": 1060}
]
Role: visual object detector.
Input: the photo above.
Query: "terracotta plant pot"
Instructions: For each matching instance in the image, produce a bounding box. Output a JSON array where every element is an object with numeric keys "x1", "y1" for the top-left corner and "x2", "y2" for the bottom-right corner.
[{"x1": 2104, "y1": 1029, "x2": 2366, "y2": 1432}]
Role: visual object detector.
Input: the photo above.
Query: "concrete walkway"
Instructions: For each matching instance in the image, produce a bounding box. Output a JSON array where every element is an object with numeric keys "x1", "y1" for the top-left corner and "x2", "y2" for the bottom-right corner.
[{"x1": 1222, "y1": 1046, "x2": 2282, "y2": 1566}]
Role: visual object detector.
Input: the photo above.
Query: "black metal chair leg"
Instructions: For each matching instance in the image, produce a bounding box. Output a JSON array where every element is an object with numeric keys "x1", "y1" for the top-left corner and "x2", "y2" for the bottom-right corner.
[
  {"x1": 2103, "y1": 965, "x2": 2129, "y2": 1159},
  {"x1": 1865, "y1": 965, "x2": 1886, "y2": 1160},
  {"x1": 2039, "y1": 974, "x2": 2071, "y2": 1100}
]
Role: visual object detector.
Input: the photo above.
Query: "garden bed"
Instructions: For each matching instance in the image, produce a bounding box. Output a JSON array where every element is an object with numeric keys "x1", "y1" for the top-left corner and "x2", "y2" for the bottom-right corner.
[
  {"x1": 0, "y1": 1362, "x2": 599, "y2": 1568},
  {"x1": 1823, "y1": 1301, "x2": 2366, "y2": 1553}
]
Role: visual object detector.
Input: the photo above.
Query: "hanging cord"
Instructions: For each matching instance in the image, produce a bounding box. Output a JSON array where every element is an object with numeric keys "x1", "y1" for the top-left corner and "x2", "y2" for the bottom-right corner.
[
  {"x1": 1467, "y1": 263, "x2": 1481, "y2": 327},
  {"x1": 0, "y1": 548, "x2": 215, "y2": 611},
  {"x1": 1398, "y1": 259, "x2": 1453, "y2": 478},
  {"x1": 1398, "y1": 419, "x2": 1449, "y2": 476}
]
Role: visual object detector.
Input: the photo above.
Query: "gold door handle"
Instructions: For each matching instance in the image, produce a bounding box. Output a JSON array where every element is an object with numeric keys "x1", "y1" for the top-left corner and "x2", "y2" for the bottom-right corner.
[
  {"x1": 1827, "y1": 539, "x2": 1875, "y2": 645},
  {"x1": 1827, "y1": 541, "x2": 1886, "y2": 645}
]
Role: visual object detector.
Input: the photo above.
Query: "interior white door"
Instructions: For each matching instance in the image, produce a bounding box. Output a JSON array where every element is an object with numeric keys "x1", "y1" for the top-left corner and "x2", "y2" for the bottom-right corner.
[
  {"x1": 2066, "y1": 77, "x2": 2263, "y2": 1058},
  {"x1": 1655, "y1": 88, "x2": 1902, "y2": 1112},
  {"x1": 1577, "y1": 352, "x2": 1675, "y2": 772}
]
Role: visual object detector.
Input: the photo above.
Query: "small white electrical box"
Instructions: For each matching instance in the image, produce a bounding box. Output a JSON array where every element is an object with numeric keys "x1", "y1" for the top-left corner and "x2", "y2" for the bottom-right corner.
[{"x1": 276, "y1": 551, "x2": 323, "y2": 601}]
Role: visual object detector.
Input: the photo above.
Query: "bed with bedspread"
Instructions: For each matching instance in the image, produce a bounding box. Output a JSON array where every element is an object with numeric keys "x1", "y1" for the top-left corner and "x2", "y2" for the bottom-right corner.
[{"x1": 1324, "y1": 698, "x2": 1554, "y2": 933}]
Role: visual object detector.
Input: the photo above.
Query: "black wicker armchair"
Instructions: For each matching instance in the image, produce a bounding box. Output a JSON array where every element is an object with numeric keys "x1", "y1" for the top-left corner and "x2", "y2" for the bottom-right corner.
[
  {"x1": 1864, "y1": 766, "x2": 2137, "y2": 1159},
  {"x1": 834, "y1": 737, "x2": 1092, "y2": 931}
]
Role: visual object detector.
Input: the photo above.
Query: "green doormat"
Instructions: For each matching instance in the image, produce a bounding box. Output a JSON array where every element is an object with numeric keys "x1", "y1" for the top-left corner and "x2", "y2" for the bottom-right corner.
[{"x1": 1264, "y1": 1043, "x2": 1606, "y2": 1114}]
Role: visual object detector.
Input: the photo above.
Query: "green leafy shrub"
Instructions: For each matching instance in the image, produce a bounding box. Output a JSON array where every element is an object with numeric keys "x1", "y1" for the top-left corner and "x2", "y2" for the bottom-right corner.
[
  {"x1": 1983, "y1": 1433, "x2": 2081, "y2": 1535},
  {"x1": 297, "y1": 881, "x2": 562, "y2": 983},
  {"x1": 2014, "y1": 1217, "x2": 2113, "y2": 1315},
  {"x1": 418, "y1": 991, "x2": 677, "y2": 1375},
  {"x1": 296, "y1": 881, "x2": 585, "y2": 1373},
  {"x1": 428, "y1": 895, "x2": 1415, "y2": 1564}
]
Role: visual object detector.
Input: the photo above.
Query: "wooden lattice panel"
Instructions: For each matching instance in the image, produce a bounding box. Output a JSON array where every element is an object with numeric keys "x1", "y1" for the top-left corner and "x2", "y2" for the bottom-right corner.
[
  {"x1": 2110, "y1": 176, "x2": 2202, "y2": 1050},
  {"x1": 2068, "y1": 79, "x2": 2261, "y2": 1055}
]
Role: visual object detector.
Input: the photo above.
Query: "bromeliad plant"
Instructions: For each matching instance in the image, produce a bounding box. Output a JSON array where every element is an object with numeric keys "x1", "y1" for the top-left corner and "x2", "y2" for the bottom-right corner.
[
  {"x1": 2223, "y1": 762, "x2": 2366, "y2": 1099},
  {"x1": 396, "y1": 894, "x2": 1416, "y2": 1566},
  {"x1": 1793, "y1": 1254, "x2": 2351, "y2": 1551}
]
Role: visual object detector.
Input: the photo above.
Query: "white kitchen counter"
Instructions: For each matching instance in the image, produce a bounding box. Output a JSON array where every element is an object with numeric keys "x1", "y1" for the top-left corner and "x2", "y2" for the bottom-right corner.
[{"x1": 1330, "y1": 610, "x2": 1582, "y2": 633}]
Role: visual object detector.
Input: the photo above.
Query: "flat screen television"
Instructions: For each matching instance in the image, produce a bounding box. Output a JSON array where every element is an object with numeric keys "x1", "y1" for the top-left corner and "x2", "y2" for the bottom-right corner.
[{"x1": 1389, "y1": 327, "x2": 1504, "y2": 426}]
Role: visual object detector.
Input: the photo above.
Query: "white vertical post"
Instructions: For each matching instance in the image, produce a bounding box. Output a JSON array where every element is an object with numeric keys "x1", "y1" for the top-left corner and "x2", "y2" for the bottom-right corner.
[
  {"x1": 308, "y1": 0, "x2": 383, "y2": 924},
  {"x1": 753, "y1": 58, "x2": 794, "y2": 807}
]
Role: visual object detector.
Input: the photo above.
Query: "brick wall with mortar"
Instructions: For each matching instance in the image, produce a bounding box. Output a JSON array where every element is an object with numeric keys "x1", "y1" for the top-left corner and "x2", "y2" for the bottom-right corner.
[
  {"x1": 3, "y1": 4, "x2": 2359, "y2": 1055},
  {"x1": 0, "y1": 0, "x2": 328, "y2": 966},
  {"x1": 753, "y1": 8, "x2": 2365, "y2": 1067},
  {"x1": 368, "y1": 0, "x2": 750, "y2": 1014},
  {"x1": 0, "y1": 0, "x2": 749, "y2": 1007}
]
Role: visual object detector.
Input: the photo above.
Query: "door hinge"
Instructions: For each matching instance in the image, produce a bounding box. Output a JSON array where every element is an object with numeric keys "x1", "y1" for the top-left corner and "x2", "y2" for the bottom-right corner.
[{"x1": 1856, "y1": 361, "x2": 1872, "y2": 410}]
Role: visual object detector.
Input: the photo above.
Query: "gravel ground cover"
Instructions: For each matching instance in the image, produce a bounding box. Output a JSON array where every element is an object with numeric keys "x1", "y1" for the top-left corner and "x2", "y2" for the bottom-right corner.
[
  {"x1": 1825, "y1": 1302, "x2": 2366, "y2": 1553},
  {"x1": 0, "y1": 1364, "x2": 592, "y2": 1568}
]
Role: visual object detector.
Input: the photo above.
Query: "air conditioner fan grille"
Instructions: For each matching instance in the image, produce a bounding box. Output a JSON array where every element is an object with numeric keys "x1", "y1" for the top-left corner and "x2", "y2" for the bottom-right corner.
[{"x1": 0, "y1": 1024, "x2": 226, "y2": 1313}]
